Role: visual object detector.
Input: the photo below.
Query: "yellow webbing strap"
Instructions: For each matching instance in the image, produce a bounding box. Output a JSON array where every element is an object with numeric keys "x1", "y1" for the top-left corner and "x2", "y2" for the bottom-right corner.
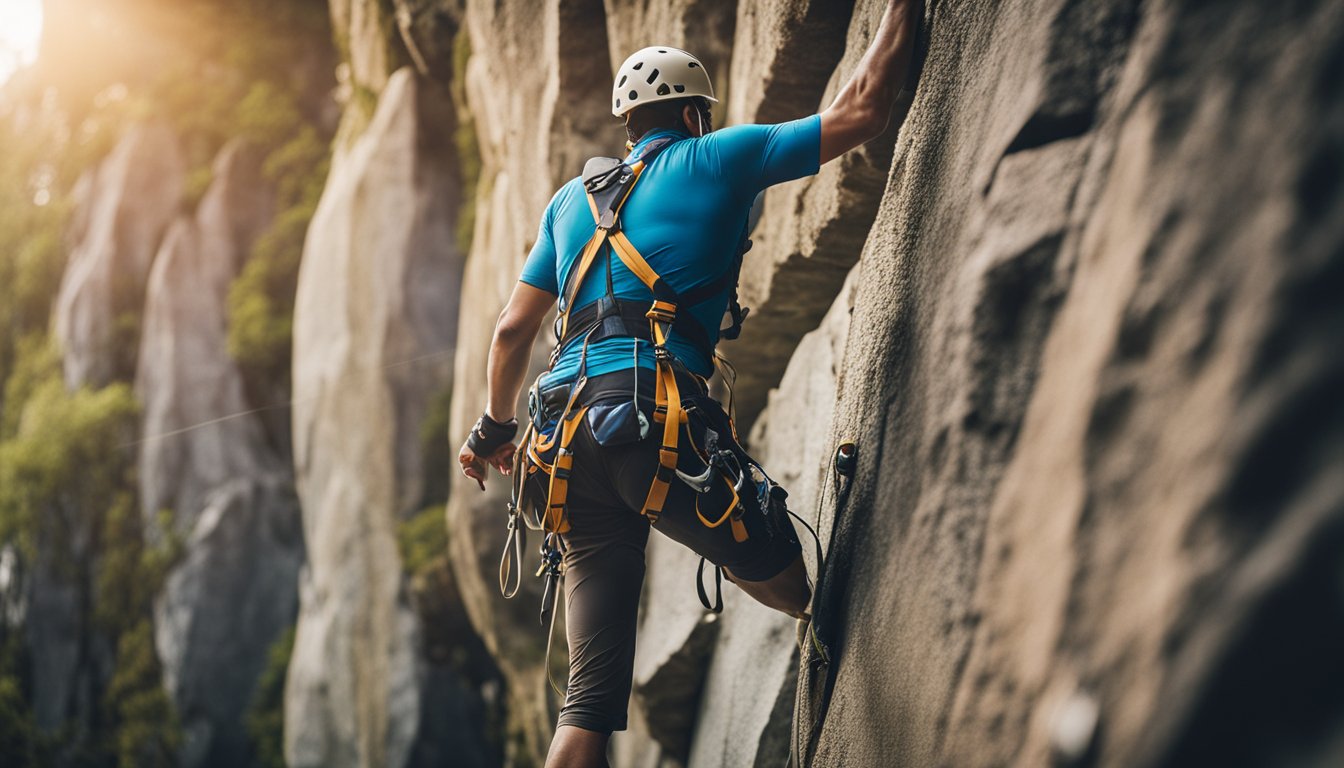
[
  {"x1": 601, "y1": 227, "x2": 695, "y2": 523},
  {"x1": 542, "y1": 404, "x2": 589, "y2": 534},
  {"x1": 640, "y1": 359, "x2": 682, "y2": 523},
  {"x1": 609, "y1": 232, "x2": 664, "y2": 292},
  {"x1": 557, "y1": 229, "x2": 609, "y2": 342}
]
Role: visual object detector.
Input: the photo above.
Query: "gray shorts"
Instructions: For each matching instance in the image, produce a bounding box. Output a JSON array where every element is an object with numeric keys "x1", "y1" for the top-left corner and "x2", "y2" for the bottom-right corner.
[{"x1": 546, "y1": 378, "x2": 802, "y2": 733}]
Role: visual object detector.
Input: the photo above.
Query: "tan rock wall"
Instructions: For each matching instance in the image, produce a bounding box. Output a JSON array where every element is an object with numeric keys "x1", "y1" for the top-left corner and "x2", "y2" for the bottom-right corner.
[
  {"x1": 304, "y1": 1, "x2": 1344, "y2": 766},
  {"x1": 287, "y1": 67, "x2": 464, "y2": 768},
  {"x1": 54, "y1": 121, "x2": 184, "y2": 389},
  {"x1": 136, "y1": 141, "x2": 304, "y2": 768},
  {"x1": 798, "y1": 1, "x2": 1344, "y2": 766}
]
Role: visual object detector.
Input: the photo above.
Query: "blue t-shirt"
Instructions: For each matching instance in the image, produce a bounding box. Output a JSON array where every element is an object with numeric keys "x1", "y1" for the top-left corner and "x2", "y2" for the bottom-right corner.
[{"x1": 520, "y1": 114, "x2": 822, "y2": 387}]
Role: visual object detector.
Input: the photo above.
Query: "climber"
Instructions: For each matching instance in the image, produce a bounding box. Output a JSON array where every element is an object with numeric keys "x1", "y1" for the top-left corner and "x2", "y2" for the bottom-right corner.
[{"x1": 459, "y1": 0, "x2": 919, "y2": 765}]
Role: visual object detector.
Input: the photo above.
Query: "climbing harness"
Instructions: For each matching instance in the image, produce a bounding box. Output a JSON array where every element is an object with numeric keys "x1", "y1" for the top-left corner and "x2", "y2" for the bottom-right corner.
[{"x1": 494, "y1": 132, "x2": 789, "y2": 696}]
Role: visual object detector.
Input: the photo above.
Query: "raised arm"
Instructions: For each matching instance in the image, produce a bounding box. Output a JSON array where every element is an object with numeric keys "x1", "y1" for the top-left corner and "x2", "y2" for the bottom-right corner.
[{"x1": 819, "y1": 0, "x2": 921, "y2": 164}]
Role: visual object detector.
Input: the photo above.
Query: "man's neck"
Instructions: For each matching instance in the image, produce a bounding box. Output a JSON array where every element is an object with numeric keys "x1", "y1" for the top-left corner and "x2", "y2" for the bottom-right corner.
[{"x1": 630, "y1": 127, "x2": 690, "y2": 158}]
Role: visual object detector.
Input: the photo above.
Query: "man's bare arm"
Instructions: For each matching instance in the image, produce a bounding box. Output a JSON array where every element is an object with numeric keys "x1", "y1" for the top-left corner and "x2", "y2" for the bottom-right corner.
[
  {"x1": 485, "y1": 282, "x2": 553, "y2": 421},
  {"x1": 459, "y1": 281, "x2": 553, "y2": 489},
  {"x1": 819, "y1": 0, "x2": 921, "y2": 164}
]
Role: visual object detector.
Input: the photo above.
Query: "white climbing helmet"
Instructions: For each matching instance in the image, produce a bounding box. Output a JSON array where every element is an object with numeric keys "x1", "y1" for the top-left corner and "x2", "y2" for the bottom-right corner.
[{"x1": 611, "y1": 46, "x2": 717, "y2": 118}]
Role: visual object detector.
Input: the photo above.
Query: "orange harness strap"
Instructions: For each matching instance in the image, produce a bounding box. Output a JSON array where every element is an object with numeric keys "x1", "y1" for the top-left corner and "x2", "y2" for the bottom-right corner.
[
  {"x1": 542, "y1": 403, "x2": 589, "y2": 534},
  {"x1": 530, "y1": 154, "x2": 743, "y2": 538}
]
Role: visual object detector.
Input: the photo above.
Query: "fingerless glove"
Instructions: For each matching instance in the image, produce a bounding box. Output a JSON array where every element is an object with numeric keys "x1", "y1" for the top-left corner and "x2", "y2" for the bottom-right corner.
[{"x1": 466, "y1": 413, "x2": 518, "y2": 456}]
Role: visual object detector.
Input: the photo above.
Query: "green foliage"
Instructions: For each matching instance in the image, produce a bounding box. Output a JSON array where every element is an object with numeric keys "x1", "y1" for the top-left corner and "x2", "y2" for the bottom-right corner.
[
  {"x1": 0, "y1": 365, "x2": 184, "y2": 763},
  {"x1": 226, "y1": 205, "x2": 309, "y2": 386},
  {"x1": 225, "y1": 55, "x2": 334, "y2": 405},
  {"x1": 336, "y1": 83, "x2": 381, "y2": 149},
  {"x1": 265, "y1": 125, "x2": 331, "y2": 213},
  {"x1": 0, "y1": 0, "x2": 339, "y2": 761},
  {"x1": 226, "y1": 122, "x2": 330, "y2": 391},
  {"x1": 96, "y1": 505, "x2": 182, "y2": 637},
  {"x1": 0, "y1": 117, "x2": 73, "y2": 417},
  {"x1": 0, "y1": 376, "x2": 138, "y2": 560},
  {"x1": 236, "y1": 81, "x2": 304, "y2": 149},
  {"x1": 4, "y1": 225, "x2": 69, "y2": 337},
  {"x1": 97, "y1": 501, "x2": 183, "y2": 768},
  {"x1": 0, "y1": 335, "x2": 60, "y2": 439},
  {"x1": 183, "y1": 164, "x2": 215, "y2": 212},
  {"x1": 397, "y1": 507, "x2": 450, "y2": 578},
  {"x1": 0, "y1": 674, "x2": 40, "y2": 768},
  {"x1": 246, "y1": 625, "x2": 295, "y2": 768},
  {"x1": 105, "y1": 621, "x2": 180, "y2": 768}
]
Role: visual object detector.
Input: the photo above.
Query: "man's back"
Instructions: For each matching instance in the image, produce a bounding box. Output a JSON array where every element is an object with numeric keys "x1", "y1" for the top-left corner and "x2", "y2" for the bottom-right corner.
[{"x1": 520, "y1": 115, "x2": 821, "y2": 384}]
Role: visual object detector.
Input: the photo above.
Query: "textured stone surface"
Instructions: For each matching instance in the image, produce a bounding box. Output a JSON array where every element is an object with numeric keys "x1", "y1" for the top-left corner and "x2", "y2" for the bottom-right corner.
[
  {"x1": 53, "y1": 121, "x2": 184, "y2": 389},
  {"x1": 797, "y1": 1, "x2": 1344, "y2": 766},
  {"x1": 286, "y1": 66, "x2": 465, "y2": 768},
  {"x1": 22, "y1": 542, "x2": 114, "y2": 734},
  {"x1": 155, "y1": 477, "x2": 304, "y2": 768},
  {"x1": 673, "y1": 267, "x2": 857, "y2": 768},
  {"x1": 727, "y1": 0, "x2": 908, "y2": 429},
  {"x1": 330, "y1": 0, "x2": 404, "y2": 93},
  {"x1": 392, "y1": 0, "x2": 465, "y2": 81},
  {"x1": 725, "y1": 0, "x2": 851, "y2": 127},
  {"x1": 137, "y1": 142, "x2": 276, "y2": 532},
  {"x1": 136, "y1": 141, "x2": 305, "y2": 768}
]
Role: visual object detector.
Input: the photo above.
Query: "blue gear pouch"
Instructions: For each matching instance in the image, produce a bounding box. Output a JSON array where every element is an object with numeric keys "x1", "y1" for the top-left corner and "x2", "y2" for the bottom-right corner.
[{"x1": 585, "y1": 398, "x2": 650, "y2": 447}]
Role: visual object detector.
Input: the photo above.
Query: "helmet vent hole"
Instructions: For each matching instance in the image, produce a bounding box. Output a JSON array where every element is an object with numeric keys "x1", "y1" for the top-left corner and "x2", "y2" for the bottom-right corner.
[
  {"x1": 673, "y1": 84, "x2": 685, "y2": 93},
  {"x1": 646, "y1": 68, "x2": 660, "y2": 84},
  {"x1": 615, "y1": 98, "x2": 621, "y2": 108},
  {"x1": 632, "y1": 62, "x2": 644, "y2": 70},
  {"x1": 658, "y1": 49, "x2": 667, "y2": 53},
  {"x1": 656, "y1": 83, "x2": 670, "y2": 96},
  {"x1": 628, "y1": 90, "x2": 638, "y2": 100},
  {"x1": 618, "y1": 75, "x2": 627, "y2": 87},
  {"x1": 688, "y1": 61, "x2": 699, "y2": 68}
]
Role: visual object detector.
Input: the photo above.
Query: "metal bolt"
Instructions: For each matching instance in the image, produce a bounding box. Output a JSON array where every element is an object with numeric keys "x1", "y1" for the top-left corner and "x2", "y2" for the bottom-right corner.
[{"x1": 834, "y1": 441, "x2": 857, "y2": 477}]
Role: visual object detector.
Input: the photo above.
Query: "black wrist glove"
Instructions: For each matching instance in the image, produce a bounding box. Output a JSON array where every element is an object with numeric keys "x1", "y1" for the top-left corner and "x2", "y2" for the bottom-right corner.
[{"x1": 466, "y1": 412, "x2": 518, "y2": 457}]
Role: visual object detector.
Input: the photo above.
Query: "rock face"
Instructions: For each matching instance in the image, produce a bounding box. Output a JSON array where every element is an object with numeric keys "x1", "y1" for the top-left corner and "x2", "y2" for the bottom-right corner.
[
  {"x1": 21, "y1": 121, "x2": 184, "y2": 749},
  {"x1": 794, "y1": 1, "x2": 1344, "y2": 766},
  {"x1": 135, "y1": 141, "x2": 304, "y2": 768},
  {"x1": 54, "y1": 121, "x2": 185, "y2": 389},
  {"x1": 430, "y1": 1, "x2": 1344, "y2": 768},
  {"x1": 293, "y1": 0, "x2": 1343, "y2": 766},
  {"x1": 727, "y1": 0, "x2": 907, "y2": 428},
  {"x1": 286, "y1": 66, "x2": 467, "y2": 768}
]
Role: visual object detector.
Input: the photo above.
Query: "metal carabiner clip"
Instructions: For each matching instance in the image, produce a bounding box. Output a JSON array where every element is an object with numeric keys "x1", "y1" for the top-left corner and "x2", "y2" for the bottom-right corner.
[
  {"x1": 719, "y1": 450, "x2": 746, "y2": 493},
  {"x1": 676, "y1": 462, "x2": 715, "y2": 493}
]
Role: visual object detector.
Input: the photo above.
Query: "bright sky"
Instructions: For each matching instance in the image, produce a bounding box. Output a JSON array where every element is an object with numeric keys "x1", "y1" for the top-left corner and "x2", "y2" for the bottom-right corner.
[{"x1": 0, "y1": 0, "x2": 43, "y2": 86}]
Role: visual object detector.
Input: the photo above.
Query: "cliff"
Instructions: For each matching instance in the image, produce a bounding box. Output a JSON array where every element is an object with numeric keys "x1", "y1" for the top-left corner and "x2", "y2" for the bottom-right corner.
[{"x1": 2, "y1": 0, "x2": 1340, "y2": 766}]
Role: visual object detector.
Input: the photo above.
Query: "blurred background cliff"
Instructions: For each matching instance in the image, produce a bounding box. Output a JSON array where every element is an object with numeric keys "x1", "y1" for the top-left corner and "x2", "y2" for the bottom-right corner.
[{"x1": 0, "y1": 1, "x2": 1340, "y2": 767}]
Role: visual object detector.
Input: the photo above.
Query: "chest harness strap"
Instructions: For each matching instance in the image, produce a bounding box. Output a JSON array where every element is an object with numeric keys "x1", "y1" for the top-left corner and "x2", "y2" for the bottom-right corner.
[{"x1": 539, "y1": 136, "x2": 688, "y2": 534}]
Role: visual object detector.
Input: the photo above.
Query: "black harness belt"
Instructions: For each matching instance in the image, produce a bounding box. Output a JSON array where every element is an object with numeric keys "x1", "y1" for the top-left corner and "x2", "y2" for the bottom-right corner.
[{"x1": 559, "y1": 296, "x2": 716, "y2": 364}]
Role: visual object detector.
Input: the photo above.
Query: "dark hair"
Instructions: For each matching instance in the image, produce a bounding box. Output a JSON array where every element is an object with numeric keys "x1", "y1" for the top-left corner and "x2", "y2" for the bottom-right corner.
[{"x1": 624, "y1": 96, "x2": 713, "y2": 143}]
